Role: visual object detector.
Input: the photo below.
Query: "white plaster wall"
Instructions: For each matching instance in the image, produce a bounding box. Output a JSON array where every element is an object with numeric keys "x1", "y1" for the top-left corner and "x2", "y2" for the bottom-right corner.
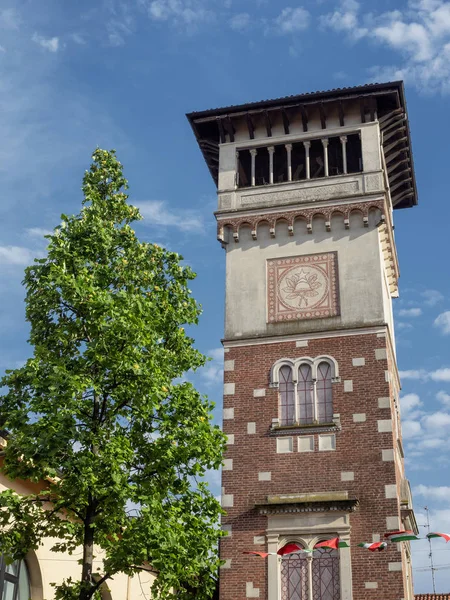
[
  {"x1": 0, "y1": 474, "x2": 155, "y2": 599},
  {"x1": 224, "y1": 213, "x2": 385, "y2": 339}
]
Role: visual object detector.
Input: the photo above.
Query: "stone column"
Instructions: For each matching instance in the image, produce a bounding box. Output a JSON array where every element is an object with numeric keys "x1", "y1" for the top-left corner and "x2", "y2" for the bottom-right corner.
[
  {"x1": 303, "y1": 141, "x2": 311, "y2": 179},
  {"x1": 307, "y1": 555, "x2": 314, "y2": 600},
  {"x1": 285, "y1": 144, "x2": 292, "y2": 182},
  {"x1": 322, "y1": 138, "x2": 329, "y2": 177},
  {"x1": 250, "y1": 149, "x2": 257, "y2": 187},
  {"x1": 268, "y1": 146, "x2": 275, "y2": 184},
  {"x1": 267, "y1": 533, "x2": 280, "y2": 600},
  {"x1": 340, "y1": 136, "x2": 348, "y2": 174}
]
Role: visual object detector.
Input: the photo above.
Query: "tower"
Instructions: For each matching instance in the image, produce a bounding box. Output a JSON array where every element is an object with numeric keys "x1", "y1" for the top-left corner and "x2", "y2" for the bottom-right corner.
[{"x1": 187, "y1": 82, "x2": 418, "y2": 600}]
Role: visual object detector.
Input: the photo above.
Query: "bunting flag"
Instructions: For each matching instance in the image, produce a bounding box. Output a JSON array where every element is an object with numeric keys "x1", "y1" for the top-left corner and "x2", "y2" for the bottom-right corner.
[
  {"x1": 242, "y1": 530, "x2": 444, "y2": 560},
  {"x1": 277, "y1": 543, "x2": 303, "y2": 556},
  {"x1": 358, "y1": 542, "x2": 388, "y2": 552},
  {"x1": 427, "y1": 532, "x2": 450, "y2": 542},
  {"x1": 384, "y1": 530, "x2": 420, "y2": 542}
]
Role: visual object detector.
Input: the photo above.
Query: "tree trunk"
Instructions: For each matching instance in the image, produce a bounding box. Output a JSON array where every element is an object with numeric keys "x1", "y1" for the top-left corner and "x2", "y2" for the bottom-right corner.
[{"x1": 79, "y1": 506, "x2": 95, "y2": 600}]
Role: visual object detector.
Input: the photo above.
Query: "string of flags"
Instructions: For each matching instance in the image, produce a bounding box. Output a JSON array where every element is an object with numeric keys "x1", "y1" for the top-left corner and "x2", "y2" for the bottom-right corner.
[{"x1": 242, "y1": 531, "x2": 450, "y2": 558}]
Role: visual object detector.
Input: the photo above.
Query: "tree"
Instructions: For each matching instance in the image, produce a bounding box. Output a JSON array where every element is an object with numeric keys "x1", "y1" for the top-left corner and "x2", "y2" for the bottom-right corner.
[{"x1": 0, "y1": 149, "x2": 225, "y2": 600}]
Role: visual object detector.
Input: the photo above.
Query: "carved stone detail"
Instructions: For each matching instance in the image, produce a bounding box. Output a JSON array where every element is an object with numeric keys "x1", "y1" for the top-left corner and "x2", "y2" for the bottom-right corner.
[
  {"x1": 267, "y1": 253, "x2": 340, "y2": 323},
  {"x1": 241, "y1": 181, "x2": 360, "y2": 208}
]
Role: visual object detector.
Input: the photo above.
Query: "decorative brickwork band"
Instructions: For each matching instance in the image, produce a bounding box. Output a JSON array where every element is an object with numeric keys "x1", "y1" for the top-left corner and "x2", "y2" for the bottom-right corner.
[{"x1": 216, "y1": 199, "x2": 385, "y2": 243}]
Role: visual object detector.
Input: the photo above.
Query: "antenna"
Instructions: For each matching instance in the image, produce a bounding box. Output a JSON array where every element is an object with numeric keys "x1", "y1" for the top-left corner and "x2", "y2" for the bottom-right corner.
[{"x1": 421, "y1": 506, "x2": 437, "y2": 593}]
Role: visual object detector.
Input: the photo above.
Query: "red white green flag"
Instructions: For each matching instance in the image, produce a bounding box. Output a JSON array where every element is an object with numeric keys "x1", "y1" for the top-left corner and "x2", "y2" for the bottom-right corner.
[
  {"x1": 314, "y1": 538, "x2": 349, "y2": 550},
  {"x1": 358, "y1": 542, "x2": 388, "y2": 552},
  {"x1": 427, "y1": 532, "x2": 450, "y2": 542},
  {"x1": 384, "y1": 530, "x2": 420, "y2": 542},
  {"x1": 243, "y1": 551, "x2": 275, "y2": 558},
  {"x1": 277, "y1": 543, "x2": 304, "y2": 556}
]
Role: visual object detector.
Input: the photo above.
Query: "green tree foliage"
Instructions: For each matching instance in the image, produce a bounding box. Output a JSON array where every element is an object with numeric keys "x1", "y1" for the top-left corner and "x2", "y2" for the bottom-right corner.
[{"x1": 0, "y1": 149, "x2": 225, "y2": 600}]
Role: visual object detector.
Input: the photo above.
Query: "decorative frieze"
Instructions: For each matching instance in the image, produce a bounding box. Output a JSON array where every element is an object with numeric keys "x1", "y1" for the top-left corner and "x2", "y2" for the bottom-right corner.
[{"x1": 217, "y1": 199, "x2": 385, "y2": 243}]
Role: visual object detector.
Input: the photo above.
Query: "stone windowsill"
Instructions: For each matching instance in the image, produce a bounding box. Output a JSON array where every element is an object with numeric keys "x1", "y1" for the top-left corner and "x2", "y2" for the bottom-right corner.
[{"x1": 270, "y1": 421, "x2": 340, "y2": 436}]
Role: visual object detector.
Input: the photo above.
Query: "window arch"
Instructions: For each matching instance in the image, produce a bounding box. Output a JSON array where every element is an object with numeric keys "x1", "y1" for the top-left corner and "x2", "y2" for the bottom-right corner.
[
  {"x1": 0, "y1": 556, "x2": 31, "y2": 600},
  {"x1": 271, "y1": 356, "x2": 338, "y2": 427}
]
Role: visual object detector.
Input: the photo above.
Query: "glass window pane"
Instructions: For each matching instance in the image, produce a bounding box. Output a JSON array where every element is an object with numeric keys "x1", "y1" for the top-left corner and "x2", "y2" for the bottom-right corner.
[
  {"x1": 298, "y1": 365, "x2": 314, "y2": 425},
  {"x1": 280, "y1": 366, "x2": 295, "y2": 425},
  {"x1": 5, "y1": 560, "x2": 19, "y2": 576},
  {"x1": 280, "y1": 549, "x2": 309, "y2": 600},
  {"x1": 312, "y1": 547, "x2": 340, "y2": 600},
  {"x1": 2, "y1": 580, "x2": 16, "y2": 600},
  {"x1": 316, "y1": 362, "x2": 333, "y2": 423},
  {"x1": 18, "y1": 562, "x2": 30, "y2": 600}
]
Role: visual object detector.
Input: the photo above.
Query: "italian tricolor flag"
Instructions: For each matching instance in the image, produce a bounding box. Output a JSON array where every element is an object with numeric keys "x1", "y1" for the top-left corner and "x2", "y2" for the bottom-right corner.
[
  {"x1": 385, "y1": 530, "x2": 420, "y2": 542},
  {"x1": 427, "y1": 532, "x2": 450, "y2": 542},
  {"x1": 314, "y1": 538, "x2": 350, "y2": 550},
  {"x1": 358, "y1": 542, "x2": 388, "y2": 552}
]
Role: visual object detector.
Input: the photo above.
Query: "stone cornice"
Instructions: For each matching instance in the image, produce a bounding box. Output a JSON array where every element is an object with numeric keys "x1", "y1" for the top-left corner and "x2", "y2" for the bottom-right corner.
[{"x1": 256, "y1": 499, "x2": 359, "y2": 515}]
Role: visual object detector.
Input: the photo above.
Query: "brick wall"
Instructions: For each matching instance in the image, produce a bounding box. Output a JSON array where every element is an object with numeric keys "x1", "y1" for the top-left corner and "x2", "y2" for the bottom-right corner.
[{"x1": 220, "y1": 330, "x2": 408, "y2": 600}]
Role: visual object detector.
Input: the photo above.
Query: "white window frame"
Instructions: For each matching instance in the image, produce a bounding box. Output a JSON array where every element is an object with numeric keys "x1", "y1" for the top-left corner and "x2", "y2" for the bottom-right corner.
[{"x1": 271, "y1": 356, "x2": 340, "y2": 426}]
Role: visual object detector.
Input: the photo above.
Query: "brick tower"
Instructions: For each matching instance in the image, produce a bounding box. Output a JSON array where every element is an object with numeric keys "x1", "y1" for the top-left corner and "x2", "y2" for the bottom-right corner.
[{"x1": 187, "y1": 82, "x2": 418, "y2": 600}]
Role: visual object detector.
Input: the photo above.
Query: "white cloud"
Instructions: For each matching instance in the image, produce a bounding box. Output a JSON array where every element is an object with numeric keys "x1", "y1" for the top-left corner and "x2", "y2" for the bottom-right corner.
[
  {"x1": 402, "y1": 419, "x2": 423, "y2": 439},
  {"x1": 422, "y1": 410, "x2": 450, "y2": 429},
  {"x1": 421, "y1": 289, "x2": 444, "y2": 306},
  {"x1": 431, "y1": 368, "x2": 450, "y2": 382},
  {"x1": 319, "y1": 0, "x2": 367, "y2": 39},
  {"x1": 396, "y1": 322, "x2": 413, "y2": 330},
  {"x1": 274, "y1": 7, "x2": 311, "y2": 33},
  {"x1": 398, "y1": 307, "x2": 422, "y2": 317},
  {"x1": 145, "y1": 0, "x2": 212, "y2": 28},
  {"x1": 229, "y1": 13, "x2": 250, "y2": 31},
  {"x1": 70, "y1": 33, "x2": 87, "y2": 45},
  {"x1": 0, "y1": 245, "x2": 36, "y2": 266},
  {"x1": 25, "y1": 227, "x2": 52, "y2": 238},
  {"x1": 401, "y1": 393, "x2": 422, "y2": 416},
  {"x1": 434, "y1": 311, "x2": 450, "y2": 335},
  {"x1": 32, "y1": 33, "x2": 59, "y2": 53},
  {"x1": 136, "y1": 200, "x2": 204, "y2": 232},
  {"x1": 320, "y1": 0, "x2": 450, "y2": 93},
  {"x1": 414, "y1": 483, "x2": 450, "y2": 501},
  {"x1": 437, "y1": 390, "x2": 450, "y2": 406},
  {"x1": 200, "y1": 347, "x2": 224, "y2": 386},
  {"x1": 399, "y1": 369, "x2": 428, "y2": 380}
]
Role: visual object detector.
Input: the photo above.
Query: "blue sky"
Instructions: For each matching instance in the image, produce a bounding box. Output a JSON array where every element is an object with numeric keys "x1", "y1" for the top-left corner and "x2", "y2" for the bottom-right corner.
[{"x1": 1, "y1": 0, "x2": 450, "y2": 593}]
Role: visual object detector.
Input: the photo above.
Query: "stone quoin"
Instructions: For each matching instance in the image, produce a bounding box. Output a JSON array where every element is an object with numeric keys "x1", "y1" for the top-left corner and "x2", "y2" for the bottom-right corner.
[{"x1": 188, "y1": 81, "x2": 418, "y2": 600}]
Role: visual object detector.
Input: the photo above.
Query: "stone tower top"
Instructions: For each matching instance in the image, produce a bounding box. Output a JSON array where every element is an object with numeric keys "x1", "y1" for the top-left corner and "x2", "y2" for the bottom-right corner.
[{"x1": 187, "y1": 81, "x2": 417, "y2": 211}]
